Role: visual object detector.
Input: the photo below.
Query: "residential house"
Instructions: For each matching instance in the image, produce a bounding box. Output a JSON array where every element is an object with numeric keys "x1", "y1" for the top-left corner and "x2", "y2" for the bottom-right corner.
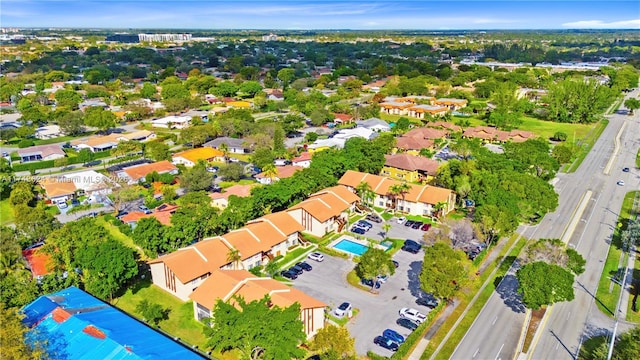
[
  {"x1": 407, "y1": 105, "x2": 449, "y2": 119},
  {"x1": 124, "y1": 130, "x2": 156, "y2": 142},
  {"x1": 204, "y1": 137, "x2": 251, "y2": 154},
  {"x1": 307, "y1": 138, "x2": 346, "y2": 153},
  {"x1": 78, "y1": 98, "x2": 108, "y2": 110},
  {"x1": 462, "y1": 126, "x2": 534, "y2": 143},
  {"x1": 61, "y1": 170, "x2": 117, "y2": 197},
  {"x1": 287, "y1": 185, "x2": 360, "y2": 237},
  {"x1": 172, "y1": 147, "x2": 224, "y2": 167},
  {"x1": 379, "y1": 101, "x2": 413, "y2": 116},
  {"x1": 265, "y1": 89, "x2": 284, "y2": 101},
  {"x1": 226, "y1": 101, "x2": 252, "y2": 109},
  {"x1": 189, "y1": 270, "x2": 326, "y2": 338},
  {"x1": 120, "y1": 203, "x2": 178, "y2": 227},
  {"x1": 333, "y1": 127, "x2": 378, "y2": 141},
  {"x1": 149, "y1": 211, "x2": 304, "y2": 301},
  {"x1": 255, "y1": 165, "x2": 303, "y2": 185},
  {"x1": 21, "y1": 287, "x2": 202, "y2": 359},
  {"x1": 338, "y1": 170, "x2": 456, "y2": 218},
  {"x1": 22, "y1": 245, "x2": 53, "y2": 279},
  {"x1": 394, "y1": 127, "x2": 449, "y2": 155},
  {"x1": 17, "y1": 144, "x2": 65, "y2": 163},
  {"x1": 355, "y1": 118, "x2": 391, "y2": 132},
  {"x1": 39, "y1": 177, "x2": 77, "y2": 203},
  {"x1": 427, "y1": 121, "x2": 463, "y2": 132},
  {"x1": 151, "y1": 115, "x2": 191, "y2": 129},
  {"x1": 291, "y1": 152, "x2": 312, "y2": 168},
  {"x1": 381, "y1": 154, "x2": 440, "y2": 183},
  {"x1": 117, "y1": 160, "x2": 178, "y2": 184},
  {"x1": 433, "y1": 98, "x2": 468, "y2": 111},
  {"x1": 333, "y1": 113, "x2": 353, "y2": 124},
  {"x1": 71, "y1": 131, "x2": 155, "y2": 152},
  {"x1": 209, "y1": 184, "x2": 255, "y2": 209},
  {"x1": 34, "y1": 125, "x2": 62, "y2": 139}
]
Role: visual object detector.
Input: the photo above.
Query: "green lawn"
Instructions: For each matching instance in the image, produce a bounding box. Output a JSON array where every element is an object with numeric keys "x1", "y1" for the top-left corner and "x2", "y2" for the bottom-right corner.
[
  {"x1": 628, "y1": 255, "x2": 640, "y2": 323},
  {"x1": 0, "y1": 199, "x2": 15, "y2": 225},
  {"x1": 595, "y1": 191, "x2": 639, "y2": 318},
  {"x1": 111, "y1": 279, "x2": 209, "y2": 351}
]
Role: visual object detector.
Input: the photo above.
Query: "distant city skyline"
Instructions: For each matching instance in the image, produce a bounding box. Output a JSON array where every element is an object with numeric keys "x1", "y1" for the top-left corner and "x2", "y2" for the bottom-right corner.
[{"x1": 2, "y1": 1, "x2": 639, "y2": 30}]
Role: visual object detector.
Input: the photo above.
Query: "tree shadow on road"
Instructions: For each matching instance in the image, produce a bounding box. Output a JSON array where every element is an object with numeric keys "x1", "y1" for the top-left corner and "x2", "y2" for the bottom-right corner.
[
  {"x1": 495, "y1": 273, "x2": 526, "y2": 313},
  {"x1": 407, "y1": 260, "x2": 426, "y2": 299}
]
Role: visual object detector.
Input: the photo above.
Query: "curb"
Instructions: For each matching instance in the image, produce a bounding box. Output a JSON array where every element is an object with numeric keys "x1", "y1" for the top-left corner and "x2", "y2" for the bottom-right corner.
[
  {"x1": 525, "y1": 306, "x2": 554, "y2": 360},
  {"x1": 513, "y1": 309, "x2": 531, "y2": 360}
]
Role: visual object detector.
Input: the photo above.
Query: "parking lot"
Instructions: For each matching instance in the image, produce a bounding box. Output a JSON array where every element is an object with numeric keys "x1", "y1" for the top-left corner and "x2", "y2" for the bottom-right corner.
[
  {"x1": 292, "y1": 247, "x2": 433, "y2": 356},
  {"x1": 352, "y1": 215, "x2": 431, "y2": 245}
]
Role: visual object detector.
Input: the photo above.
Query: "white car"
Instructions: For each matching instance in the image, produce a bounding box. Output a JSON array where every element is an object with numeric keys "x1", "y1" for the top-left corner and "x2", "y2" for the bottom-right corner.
[
  {"x1": 399, "y1": 307, "x2": 427, "y2": 324},
  {"x1": 307, "y1": 252, "x2": 325, "y2": 262},
  {"x1": 56, "y1": 202, "x2": 68, "y2": 210},
  {"x1": 617, "y1": 180, "x2": 625, "y2": 186},
  {"x1": 335, "y1": 302, "x2": 352, "y2": 317},
  {"x1": 376, "y1": 274, "x2": 389, "y2": 283},
  {"x1": 397, "y1": 216, "x2": 406, "y2": 224}
]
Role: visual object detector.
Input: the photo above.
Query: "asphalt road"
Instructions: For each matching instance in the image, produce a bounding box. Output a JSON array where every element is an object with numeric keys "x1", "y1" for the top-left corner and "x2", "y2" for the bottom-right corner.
[{"x1": 451, "y1": 88, "x2": 640, "y2": 360}]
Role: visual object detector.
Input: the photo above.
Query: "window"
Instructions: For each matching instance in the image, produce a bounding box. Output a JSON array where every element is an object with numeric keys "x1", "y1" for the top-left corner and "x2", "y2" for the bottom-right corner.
[
  {"x1": 379, "y1": 201, "x2": 384, "y2": 206},
  {"x1": 406, "y1": 208, "x2": 410, "y2": 213}
]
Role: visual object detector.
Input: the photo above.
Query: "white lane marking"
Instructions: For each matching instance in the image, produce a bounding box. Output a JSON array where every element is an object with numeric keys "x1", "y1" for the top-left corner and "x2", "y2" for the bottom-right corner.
[
  {"x1": 473, "y1": 348, "x2": 480, "y2": 358},
  {"x1": 566, "y1": 312, "x2": 571, "y2": 320},
  {"x1": 492, "y1": 316, "x2": 498, "y2": 325},
  {"x1": 494, "y1": 343, "x2": 504, "y2": 360}
]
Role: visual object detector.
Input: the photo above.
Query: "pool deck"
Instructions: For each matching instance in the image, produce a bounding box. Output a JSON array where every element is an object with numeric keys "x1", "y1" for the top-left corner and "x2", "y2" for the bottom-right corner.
[{"x1": 328, "y1": 235, "x2": 391, "y2": 257}]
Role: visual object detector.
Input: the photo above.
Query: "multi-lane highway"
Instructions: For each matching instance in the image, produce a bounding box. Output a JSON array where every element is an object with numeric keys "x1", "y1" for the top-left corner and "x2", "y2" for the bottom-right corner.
[{"x1": 451, "y1": 89, "x2": 640, "y2": 360}]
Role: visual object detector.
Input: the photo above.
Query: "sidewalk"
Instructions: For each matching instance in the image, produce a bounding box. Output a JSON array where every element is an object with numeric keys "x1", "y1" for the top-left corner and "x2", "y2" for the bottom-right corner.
[
  {"x1": 619, "y1": 245, "x2": 637, "y2": 320},
  {"x1": 406, "y1": 235, "x2": 513, "y2": 360}
]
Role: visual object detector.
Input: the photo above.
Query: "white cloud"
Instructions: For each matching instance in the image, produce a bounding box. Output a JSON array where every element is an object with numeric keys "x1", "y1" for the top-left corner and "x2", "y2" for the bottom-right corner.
[{"x1": 562, "y1": 19, "x2": 640, "y2": 28}]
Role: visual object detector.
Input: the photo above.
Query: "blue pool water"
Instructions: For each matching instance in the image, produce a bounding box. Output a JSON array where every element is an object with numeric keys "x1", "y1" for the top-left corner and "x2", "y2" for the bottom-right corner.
[{"x1": 333, "y1": 239, "x2": 370, "y2": 256}]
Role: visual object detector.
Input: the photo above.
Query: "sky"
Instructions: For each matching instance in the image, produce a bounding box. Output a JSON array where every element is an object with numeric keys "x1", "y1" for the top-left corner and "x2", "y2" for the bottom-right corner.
[{"x1": 1, "y1": 1, "x2": 639, "y2": 30}]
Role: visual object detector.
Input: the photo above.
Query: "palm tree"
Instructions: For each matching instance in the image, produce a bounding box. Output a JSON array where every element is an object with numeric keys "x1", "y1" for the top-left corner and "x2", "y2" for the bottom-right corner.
[
  {"x1": 219, "y1": 142, "x2": 229, "y2": 162},
  {"x1": 226, "y1": 248, "x2": 242, "y2": 270},
  {"x1": 262, "y1": 163, "x2": 278, "y2": 184},
  {"x1": 389, "y1": 182, "x2": 411, "y2": 213},
  {"x1": 382, "y1": 223, "x2": 391, "y2": 240},
  {"x1": 355, "y1": 181, "x2": 373, "y2": 206}
]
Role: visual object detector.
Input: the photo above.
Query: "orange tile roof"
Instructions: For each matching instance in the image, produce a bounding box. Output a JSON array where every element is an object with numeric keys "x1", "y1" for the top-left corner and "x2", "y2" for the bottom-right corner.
[
  {"x1": 384, "y1": 154, "x2": 440, "y2": 175},
  {"x1": 338, "y1": 170, "x2": 452, "y2": 205},
  {"x1": 209, "y1": 184, "x2": 255, "y2": 201},
  {"x1": 395, "y1": 136, "x2": 434, "y2": 151},
  {"x1": 404, "y1": 127, "x2": 449, "y2": 140},
  {"x1": 292, "y1": 152, "x2": 311, "y2": 163},
  {"x1": 434, "y1": 98, "x2": 468, "y2": 106},
  {"x1": 255, "y1": 165, "x2": 303, "y2": 180},
  {"x1": 39, "y1": 177, "x2": 77, "y2": 198},
  {"x1": 148, "y1": 237, "x2": 234, "y2": 283},
  {"x1": 289, "y1": 186, "x2": 359, "y2": 222},
  {"x1": 172, "y1": 147, "x2": 223, "y2": 164},
  {"x1": 427, "y1": 121, "x2": 462, "y2": 132},
  {"x1": 22, "y1": 247, "x2": 53, "y2": 277},
  {"x1": 122, "y1": 160, "x2": 177, "y2": 182},
  {"x1": 248, "y1": 211, "x2": 304, "y2": 236},
  {"x1": 190, "y1": 270, "x2": 326, "y2": 311}
]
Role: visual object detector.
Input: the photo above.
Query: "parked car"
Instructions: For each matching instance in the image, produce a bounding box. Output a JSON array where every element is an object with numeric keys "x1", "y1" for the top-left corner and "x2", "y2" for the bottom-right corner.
[
  {"x1": 617, "y1": 180, "x2": 625, "y2": 186},
  {"x1": 289, "y1": 265, "x2": 304, "y2": 275},
  {"x1": 622, "y1": 167, "x2": 630, "y2": 172},
  {"x1": 296, "y1": 261, "x2": 312, "y2": 271},
  {"x1": 402, "y1": 240, "x2": 421, "y2": 254},
  {"x1": 361, "y1": 278, "x2": 381, "y2": 289},
  {"x1": 397, "y1": 216, "x2": 406, "y2": 224},
  {"x1": 411, "y1": 221, "x2": 423, "y2": 229},
  {"x1": 115, "y1": 211, "x2": 129, "y2": 219},
  {"x1": 356, "y1": 220, "x2": 373, "y2": 229},
  {"x1": 416, "y1": 295, "x2": 439, "y2": 308},
  {"x1": 351, "y1": 226, "x2": 366, "y2": 235},
  {"x1": 56, "y1": 202, "x2": 68, "y2": 210},
  {"x1": 404, "y1": 220, "x2": 416, "y2": 227},
  {"x1": 383, "y1": 329, "x2": 405, "y2": 344},
  {"x1": 376, "y1": 274, "x2": 389, "y2": 283},
  {"x1": 138, "y1": 205, "x2": 152, "y2": 214},
  {"x1": 366, "y1": 214, "x2": 383, "y2": 223},
  {"x1": 374, "y1": 336, "x2": 399, "y2": 351},
  {"x1": 396, "y1": 318, "x2": 419, "y2": 331},
  {"x1": 307, "y1": 252, "x2": 325, "y2": 262},
  {"x1": 420, "y1": 223, "x2": 432, "y2": 231},
  {"x1": 280, "y1": 270, "x2": 298, "y2": 280},
  {"x1": 399, "y1": 308, "x2": 427, "y2": 323},
  {"x1": 334, "y1": 302, "x2": 352, "y2": 317}
]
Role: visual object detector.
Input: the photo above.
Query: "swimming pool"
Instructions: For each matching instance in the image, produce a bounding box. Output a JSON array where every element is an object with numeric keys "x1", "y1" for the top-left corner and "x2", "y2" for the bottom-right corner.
[{"x1": 333, "y1": 239, "x2": 369, "y2": 256}]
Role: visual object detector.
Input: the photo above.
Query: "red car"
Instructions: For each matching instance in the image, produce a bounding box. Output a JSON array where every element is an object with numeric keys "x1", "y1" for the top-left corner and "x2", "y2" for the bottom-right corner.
[{"x1": 420, "y1": 223, "x2": 431, "y2": 231}]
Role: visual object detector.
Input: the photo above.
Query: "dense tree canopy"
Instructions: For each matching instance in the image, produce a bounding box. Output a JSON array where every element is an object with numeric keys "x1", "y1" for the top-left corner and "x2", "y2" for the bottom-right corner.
[
  {"x1": 419, "y1": 241, "x2": 470, "y2": 300},
  {"x1": 516, "y1": 261, "x2": 575, "y2": 309}
]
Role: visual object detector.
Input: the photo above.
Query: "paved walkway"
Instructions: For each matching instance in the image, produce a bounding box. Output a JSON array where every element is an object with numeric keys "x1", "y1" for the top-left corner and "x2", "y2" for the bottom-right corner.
[
  {"x1": 406, "y1": 235, "x2": 514, "y2": 360},
  {"x1": 619, "y1": 245, "x2": 637, "y2": 320}
]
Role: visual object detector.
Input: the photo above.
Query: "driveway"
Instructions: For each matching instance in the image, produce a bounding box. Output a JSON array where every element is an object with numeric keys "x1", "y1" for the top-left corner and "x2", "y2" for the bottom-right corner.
[{"x1": 293, "y1": 248, "x2": 432, "y2": 356}]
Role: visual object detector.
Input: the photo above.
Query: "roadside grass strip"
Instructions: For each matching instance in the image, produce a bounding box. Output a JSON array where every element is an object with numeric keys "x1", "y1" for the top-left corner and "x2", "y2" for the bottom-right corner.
[
  {"x1": 595, "y1": 191, "x2": 638, "y2": 318},
  {"x1": 420, "y1": 233, "x2": 526, "y2": 360},
  {"x1": 565, "y1": 119, "x2": 609, "y2": 173}
]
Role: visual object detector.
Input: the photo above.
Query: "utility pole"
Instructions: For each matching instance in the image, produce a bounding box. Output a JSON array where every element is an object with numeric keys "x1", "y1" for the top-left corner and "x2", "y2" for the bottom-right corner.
[{"x1": 607, "y1": 221, "x2": 634, "y2": 360}]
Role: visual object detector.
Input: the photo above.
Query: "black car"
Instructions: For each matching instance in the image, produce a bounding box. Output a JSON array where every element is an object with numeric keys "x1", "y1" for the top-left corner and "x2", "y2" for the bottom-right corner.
[
  {"x1": 402, "y1": 240, "x2": 421, "y2": 254},
  {"x1": 374, "y1": 336, "x2": 399, "y2": 351},
  {"x1": 296, "y1": 261, "x2": 312, "y2": 271},
  {"x1": 366, "y1": 214, "x2": 383, "y2": 223},
  {"x1": 281, "y1": 270, "x2": 298, "y2": 280},
  {"x1": 361, "y1": 278, "x2": 381, "y2": 289},
  {"x1": 411, "y1": 221, "x2": 423, "y2": 229},
  {"x1": 622, "y1": 167, "x2": 630, "y2": 172},
  {"x1": 289, "y1": 265, "x2": 304, "y2": 275},
  {"x1": 396, "y1": 318, "x2": 419, "y2": 331},
  {"x1": 416, "y1": 296, "x2": 439, "y2": 308},
  {"x1": 404, "y1": 220, "x2": 416, "y2": 227}
]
